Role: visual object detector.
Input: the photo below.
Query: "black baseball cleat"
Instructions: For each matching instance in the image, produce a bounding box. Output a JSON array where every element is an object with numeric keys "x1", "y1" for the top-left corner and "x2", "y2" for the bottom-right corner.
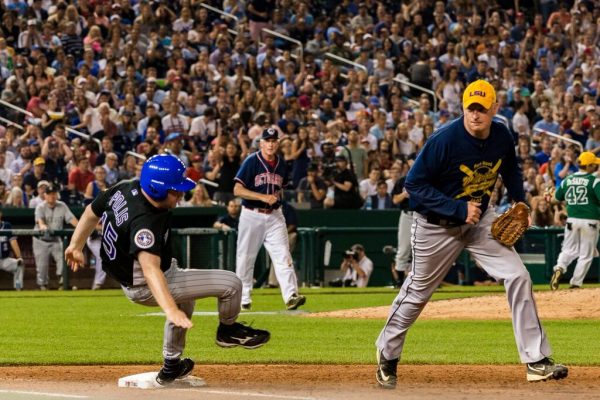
[
  {"x1": 286, "y1": 294, "x2": 306, "y2": 310},
  {"x1": 216, "y1": 322, "x2": 270, "y2": 349},
  {"x1": 550, "y1": 269, "x2": 562, "y2": 291},
  {"x1": 156, "y1": 358, "x2": 195, "y2": 386},
  {"x1": 241, "y1": 303, "x2": 252, "y2": 311},
  {"x1": 526, "y1": 357, "x2": 568, "y2": 382},
  {"x1": 376, "y1": 349, "x2": 398, "y2": 389}
]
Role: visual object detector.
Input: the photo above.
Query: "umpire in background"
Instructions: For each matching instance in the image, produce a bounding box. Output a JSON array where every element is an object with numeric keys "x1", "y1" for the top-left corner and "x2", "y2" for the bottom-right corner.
[
  {"x1": 33, "y1": 183, "x2": 78, "y2": 290},
  {"x1": 375, "y1": 80, "x2": 568, "y2": 389}
]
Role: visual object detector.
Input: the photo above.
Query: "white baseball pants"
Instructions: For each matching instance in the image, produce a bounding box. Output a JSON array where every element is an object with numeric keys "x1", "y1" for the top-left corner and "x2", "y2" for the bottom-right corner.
[
  {"x1": 554, "y1": 217, "x2": 600, "y2": 287},
  {"x1": 236, "y1": 207, "x2": 299, "y2": 306}
]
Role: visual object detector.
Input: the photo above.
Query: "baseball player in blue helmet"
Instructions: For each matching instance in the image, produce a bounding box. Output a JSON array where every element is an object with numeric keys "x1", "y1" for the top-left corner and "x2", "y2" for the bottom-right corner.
[
  {"x1": 65, "y1": 154, "x2": 270, "y2": 386},
  {"x1": 375, "y1": 80, "x2": 568, "y2": 389}
]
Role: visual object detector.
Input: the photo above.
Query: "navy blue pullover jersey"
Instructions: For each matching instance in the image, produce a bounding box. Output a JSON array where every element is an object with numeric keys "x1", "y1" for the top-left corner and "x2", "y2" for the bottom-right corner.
[
  {"x1": 234, "y1": 151, "x2": 288, "y2": 209},
  {"x1": 406, "y1": 116, "x2": 524, "y2": 223}
]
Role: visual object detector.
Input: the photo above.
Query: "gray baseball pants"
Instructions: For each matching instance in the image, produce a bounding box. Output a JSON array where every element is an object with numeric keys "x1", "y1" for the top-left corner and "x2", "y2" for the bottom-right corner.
[
  {"x1": 0, "y1": 258, "x2": 23, "y2": 289},
  {"x1": 377, "y1": 209, "x2": 552, "y2": 364},
  {"x1": 123, "y1": 260, "x2": 241, "y2": 360},
  {"x1": 395, "y1": 211, "x2": 414, "y2": 272},
  {"x1": 32, "y1": 237, "x2": 64, "y2": 286}
]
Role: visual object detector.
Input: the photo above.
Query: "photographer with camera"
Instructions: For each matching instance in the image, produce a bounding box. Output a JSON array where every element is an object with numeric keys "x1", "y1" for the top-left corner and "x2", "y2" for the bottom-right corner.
[
  {"x1": 323, "y1": 155, "x2": 363, "y2": 209},
  {"x1": 331, "y1": 244, "x2": 373, "y2": 288}
]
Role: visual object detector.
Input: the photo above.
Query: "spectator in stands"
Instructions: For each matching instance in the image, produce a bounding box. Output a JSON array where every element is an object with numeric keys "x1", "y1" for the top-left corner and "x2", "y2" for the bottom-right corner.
[
  {"x1": 68, "y1": 156, "x2": 94, "y2": 196},
  {"x1": 182, "y1": 183, "x2": 213, "y2": 208},
  {"x1": 5, "y1": 174, "x2": 25, "y2": 208},
  {"x1": 297, "y1": 162, "x2": 326, "y2": 209},
  {"x1": 23, "y1": 157, "x2": 48, "y2": 198},
  {"x1": 359, "y1": 167, "x2": 381, "y2": 199},
  {"x1": 84, "y1": 166, "x2": 107, "y2": 205},
  {"x1": 0, "y1": 152, "x2": 14, "y2": 189},
  {"x1": 369, "y1": 180, "x2": 394, "y2": 210},
  {"x1": 100, "y1": 152, "x2": 119, "y2": 187},
  {"x1": 29, "y1": 180, "x2": 49, "y2": 209},
  {"x1": 33, "y1": 183, "x2": 78, "y2": 290},
  {"x1": 185, "y1": 154, "x2": 204, "y2": 183}
]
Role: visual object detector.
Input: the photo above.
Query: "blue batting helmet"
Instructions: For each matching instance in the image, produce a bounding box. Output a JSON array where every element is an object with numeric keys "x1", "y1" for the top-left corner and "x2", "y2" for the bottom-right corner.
[{"x1": 140, "y1": 154, "x2": 196, "y2": 201}]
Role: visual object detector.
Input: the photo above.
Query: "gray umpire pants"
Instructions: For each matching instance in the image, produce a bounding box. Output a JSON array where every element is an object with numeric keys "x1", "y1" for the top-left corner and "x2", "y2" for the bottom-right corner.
[
  {"x1": 377, "y1": 209, "x2": 552, "y2": 364},
  {"x1": 0, "y1": 258, "x2": 23, "y2": 289},
  {"x1": 32, "y1": 237, "x2": 64, "y2": 286},
  {"x1": 122, "y1": 260, "x2": 242, "y2": 361}
]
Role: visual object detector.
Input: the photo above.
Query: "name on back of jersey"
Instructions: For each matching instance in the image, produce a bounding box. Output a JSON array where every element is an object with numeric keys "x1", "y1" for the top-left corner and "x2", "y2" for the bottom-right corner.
[
  {"x1": 255, "y1": 172, "x2": 283, "y2": 187},
  {"x1": 108, "y1": 191, "x2": 129, "y2": 226}
]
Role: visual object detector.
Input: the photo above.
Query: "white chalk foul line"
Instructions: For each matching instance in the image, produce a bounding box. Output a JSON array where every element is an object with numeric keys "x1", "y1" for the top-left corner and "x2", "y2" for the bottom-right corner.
[
  {"x1": 176, "y1": 388, "x2": 319, "y2": 400},
  {"x1": 0, "y1": 389, "x2": 88, "y2": 398},
  {"x1": 140, "y1": 311, "x2": 308, "y2": 317}
]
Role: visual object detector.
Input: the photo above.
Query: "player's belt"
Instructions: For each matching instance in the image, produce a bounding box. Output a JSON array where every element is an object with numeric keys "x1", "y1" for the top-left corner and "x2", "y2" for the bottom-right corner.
[
  {"x1": 426, "y1": 215, "x2": 463, "y2": 228},
  {"x1": 244, "y1": 206, "x2": 279, "y2": 214}
]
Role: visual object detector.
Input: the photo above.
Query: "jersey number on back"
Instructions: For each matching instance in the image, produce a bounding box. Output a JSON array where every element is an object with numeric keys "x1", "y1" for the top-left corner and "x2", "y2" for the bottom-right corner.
[
  {"x1": 565, "y1": 186, "x2": 589, "y2": 205},
  {"x1": 103, "y1": 222, "x2": 118, "y2": 261}
]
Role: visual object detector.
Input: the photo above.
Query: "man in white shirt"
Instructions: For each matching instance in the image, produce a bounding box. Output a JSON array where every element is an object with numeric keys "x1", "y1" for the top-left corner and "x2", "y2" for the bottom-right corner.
[{"x1": 161, "y1": 102, "x2": 190, "y2": 135}]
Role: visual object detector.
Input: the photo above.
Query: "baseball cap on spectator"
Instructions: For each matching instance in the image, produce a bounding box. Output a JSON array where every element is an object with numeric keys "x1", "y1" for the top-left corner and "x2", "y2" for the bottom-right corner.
[
  {"x1": 516, "y1": 12, "x2": 524, "y2": 18},
  {"x1": 369, "y1": 96, "x2": 380, "y2": 106},
  {"x1": 585, "y1": 105, "x2": 596, "y2": 112},
  {"x1": 165, "y1": 132, "x2": 183, "y2": 142},
  {"x1": 27, "y1": 19, "x2": 37, "y2": 26},
  {"x1": 335, "y1": 154, "x2": 348, "y2": 162},
  {"x1": 110, "y1": 15, "x2": 121, "y2": 22},
  {"x1": 48, "y1": 138, "x2": 58, "y2": 147},
  {"x1": 112, "y1": 3, "x2": 121, "y2": 9},
  {"x1": 33, "y1": 157, "x2": 45, "y2": 166},
  {"x1": 307, "y1": 163, "x2": 319, "y2": 172},
  {"x1": 439, "y1": 109, "x2": 450, "y2": 118},
  {"x1": 577, "y1": 152, "x2": 600, "y2": 166},
  {"x1": 261, "y1": 127, "x2": 278, "y2": 140},
  {"x1": 363, "y1": 33, "x2": 373, "y2": 40},
  {"x1": 573, "y1": 80, "x2": 583, "y2": 87},
  {"x1": 191, "y1": 154, "x2": 202, "y2": 163},
  {"x1": 520, "y1": 88, "x2": 531, "y2": 97},
  {"x1": 147, "y1": 77, "x2": 157, "y2": 84},
  {"x1": 46, "y1": 184, "x2": 59, "y2": 194},
  {"x1": 462, "y1": 80, "x2": 496, "y2": 109},
  {"x1": 37, "y1": 180, "x2": 50, "y2": 189},
  {"x1": 76, "y1": 77, "x2": 87, "y2": 86},
  {"x1": 28, "y1": 139, "x2": 40, "y2": 146},
  {"x1": 275, "y1": 56, "x2": 285, "y2": 63}
]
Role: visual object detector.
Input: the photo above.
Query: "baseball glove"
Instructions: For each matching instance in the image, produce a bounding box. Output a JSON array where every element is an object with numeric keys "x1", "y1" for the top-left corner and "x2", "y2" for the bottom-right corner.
[{"x1": 491, "y1": 202, "x2": 530, "y2": 247}]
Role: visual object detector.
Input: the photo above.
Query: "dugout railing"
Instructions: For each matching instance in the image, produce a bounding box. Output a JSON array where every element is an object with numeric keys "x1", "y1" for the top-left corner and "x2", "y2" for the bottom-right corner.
[{"x1": 1, "y1": 227, "x2": 598, "y2": 289}]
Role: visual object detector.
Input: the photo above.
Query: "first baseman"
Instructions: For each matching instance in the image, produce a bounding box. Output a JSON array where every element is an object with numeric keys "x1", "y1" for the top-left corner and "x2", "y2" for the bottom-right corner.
[
  {"x1": 550, "y1": 151, "x2": 600, "y2": 290},
  {"x1": 234, "y1": 128, "x2": 306, "y2": 310},
  {"x1": 375, "y1": 80, "x2": 568, "y2": 389},
  {"x1": 65, "y1": 154, "x2": 270, "y2": 386}
]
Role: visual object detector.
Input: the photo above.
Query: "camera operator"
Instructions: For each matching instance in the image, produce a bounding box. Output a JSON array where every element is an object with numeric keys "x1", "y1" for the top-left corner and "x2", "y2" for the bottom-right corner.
[
  {"x1": 323, "y1": 155, "x2": 363, "y2": 209},
  {"x1": 337, "y1": 244, "x2": 373, "y2": 287}
]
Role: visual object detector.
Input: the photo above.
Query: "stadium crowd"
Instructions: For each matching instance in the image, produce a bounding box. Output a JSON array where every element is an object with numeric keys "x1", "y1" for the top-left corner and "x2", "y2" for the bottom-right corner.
[{"x1": 0, "y1": 0, "x2": 598, "y2": 228}]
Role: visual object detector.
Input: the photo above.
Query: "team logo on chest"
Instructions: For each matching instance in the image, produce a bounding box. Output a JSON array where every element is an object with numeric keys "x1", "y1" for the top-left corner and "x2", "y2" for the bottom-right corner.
[
  {"x1": 135, "y1": 229, "x2": 155, "y2": 249},
  {"x1": 456, "y1": 160, "x2": 502, "y2": 201}
]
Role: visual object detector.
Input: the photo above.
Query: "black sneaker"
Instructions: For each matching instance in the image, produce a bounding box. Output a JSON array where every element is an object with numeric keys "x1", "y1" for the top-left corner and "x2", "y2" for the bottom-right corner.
[
  {"x1": 286, "y1": 294, "x2": 306, "y2": 310},
  {"x1": 550, "y1": 269, "x2": 562, "y2": 291},
  {"x1": 216, "y1": 322, "x2": 270, "y2": 349},
  {"x1": 569, "y1": 285, "x2": 581, "y2": 289},
  {"x1": 376, "y1": 349, "x2": 398, "y2": 389},
  {"x1": 156, "y1": 358, "x2": 195, "y2": 386},
  {"x1": 526, "y1": 357, "x2": 568, "y2": 382}
]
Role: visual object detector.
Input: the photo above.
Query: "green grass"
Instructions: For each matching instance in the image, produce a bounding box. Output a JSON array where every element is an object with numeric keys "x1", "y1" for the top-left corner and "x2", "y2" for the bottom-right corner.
[{"x1": 0, "y1": 286, "x2": 599, "y2": 366}]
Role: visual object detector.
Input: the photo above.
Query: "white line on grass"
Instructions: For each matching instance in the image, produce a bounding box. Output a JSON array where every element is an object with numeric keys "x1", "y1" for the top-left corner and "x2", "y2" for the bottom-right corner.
[
  {"x1": 140, "y1": 311, "x2": 308, "y2": 317},
  {"x1": 176, "y1": 388, "x2": 319, "y2": 400},
  {"x1": 0, "y1": 389, "x2": 89, "y2": 398}
]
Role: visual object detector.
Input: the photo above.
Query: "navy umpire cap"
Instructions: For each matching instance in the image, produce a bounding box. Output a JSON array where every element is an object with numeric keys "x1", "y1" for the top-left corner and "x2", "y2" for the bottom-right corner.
[{"x1": 261, "y1": 128, "x2": 279, "y2": 140}]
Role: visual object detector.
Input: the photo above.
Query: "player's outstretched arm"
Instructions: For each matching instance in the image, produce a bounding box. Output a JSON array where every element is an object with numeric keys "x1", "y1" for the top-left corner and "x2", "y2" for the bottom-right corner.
[
  {"x1": 138, "y1": 251, "x2": 193, "y2": 329},
  {"x1": 65, "y1": 205, "x2": 101, "y2": 272}
]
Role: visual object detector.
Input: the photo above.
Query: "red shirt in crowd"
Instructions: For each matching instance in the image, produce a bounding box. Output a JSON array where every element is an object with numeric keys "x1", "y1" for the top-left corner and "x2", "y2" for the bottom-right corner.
[{"x1": 68, "y1": 167, "x2": 95, "y2": 193}]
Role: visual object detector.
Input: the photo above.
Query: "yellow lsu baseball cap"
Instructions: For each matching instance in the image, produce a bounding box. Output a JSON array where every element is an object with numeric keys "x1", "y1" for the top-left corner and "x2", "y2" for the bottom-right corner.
[
  {"x1": 463, "y1": 80, "x2": 496, "y2": 110},
  {"x1": 577, "y1": 151, "x2": 600, "y2": 166}
]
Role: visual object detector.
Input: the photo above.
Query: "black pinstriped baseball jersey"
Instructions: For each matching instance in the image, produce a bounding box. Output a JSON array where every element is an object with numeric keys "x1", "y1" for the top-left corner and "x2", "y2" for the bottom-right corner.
[{"x1": 90, "y1": 179, "x2": 172, "y2": 287}]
